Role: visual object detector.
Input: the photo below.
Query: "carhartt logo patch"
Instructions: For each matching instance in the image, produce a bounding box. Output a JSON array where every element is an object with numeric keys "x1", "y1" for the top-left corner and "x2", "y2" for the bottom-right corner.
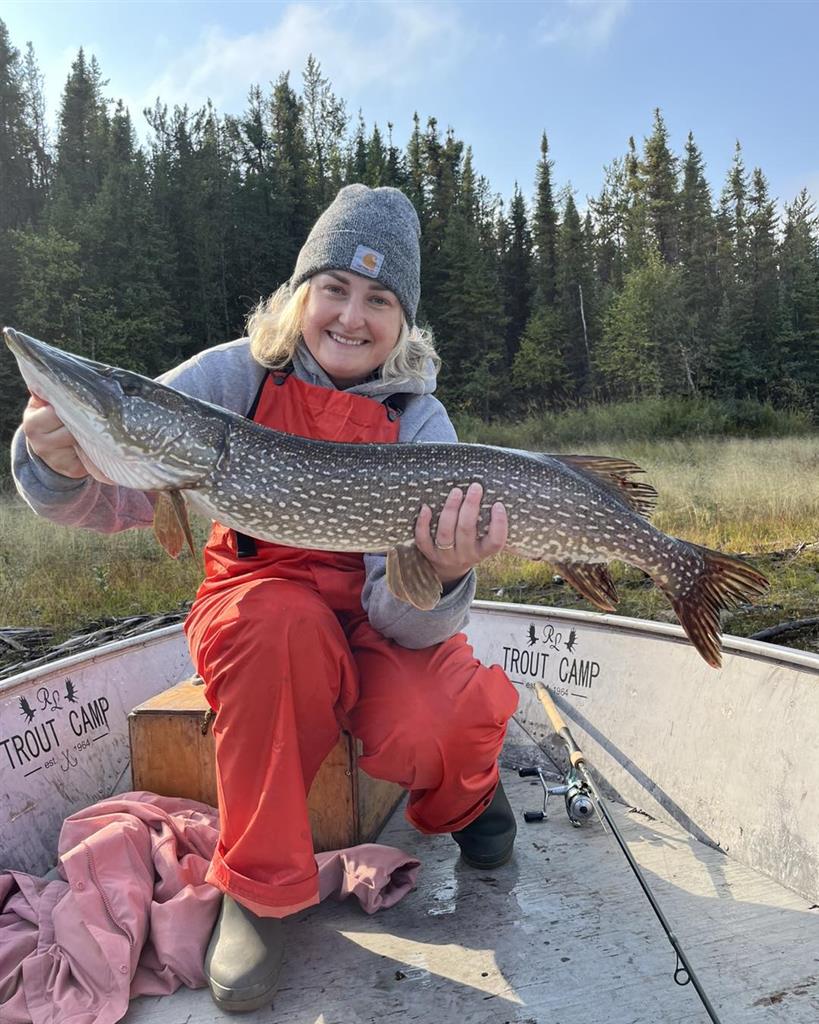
[{"x1": 351, "y1": 245, "x2": 384, "y2": 278}]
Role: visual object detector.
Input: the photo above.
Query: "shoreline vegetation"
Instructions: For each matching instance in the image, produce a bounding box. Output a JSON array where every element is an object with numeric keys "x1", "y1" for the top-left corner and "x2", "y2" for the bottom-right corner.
[{"x1": 2, "y1": 399, "x2": 817, "y2": 664}]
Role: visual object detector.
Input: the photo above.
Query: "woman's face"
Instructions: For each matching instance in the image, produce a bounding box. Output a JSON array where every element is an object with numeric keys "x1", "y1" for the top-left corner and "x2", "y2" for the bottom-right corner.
[{"x1": 301, "y1": 271, "x2": 403, "y2": 387}]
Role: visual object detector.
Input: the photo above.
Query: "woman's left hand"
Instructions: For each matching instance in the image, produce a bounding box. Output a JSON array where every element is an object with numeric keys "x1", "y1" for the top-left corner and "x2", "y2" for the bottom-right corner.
[{"x1": 415, "y1": 482, "x2": 508, "y2": 589}]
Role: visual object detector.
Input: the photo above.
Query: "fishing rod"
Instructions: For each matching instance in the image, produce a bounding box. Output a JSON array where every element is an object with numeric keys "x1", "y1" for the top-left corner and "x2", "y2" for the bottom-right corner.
[{"x1": 524, "y1": 682, "x2": 723, "y2": 1024}]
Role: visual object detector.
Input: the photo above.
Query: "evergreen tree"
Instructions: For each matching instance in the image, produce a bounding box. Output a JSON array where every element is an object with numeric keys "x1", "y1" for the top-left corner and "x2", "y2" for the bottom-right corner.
[
  {"x1": 0, "y1": 23, "x2": 41, "y2": 233},
  {"x1": 269, "y1": 72, "x2": 316, "y2": 279},
  {"x1": 225, "y1": 84, "x2": 280, "y2": 304},
  {"x1": 20, "y1": 41, "x2": 51, "y2": 212},
  {"x1": 366, "y1": 123, "x2": 387, "y2": 185},
  {"x1": 348, "y1": 110, "x2": 368, "y2": 183},
  {"x1": 595, "y1": 252, "x2": 688, "y2": 399},
  {"x1": 383, "y1": 122, "x2": 406, "y2": 188},
  {"x1": 557, "y1": 192, "x2": 594, "y2": 397},
  {"x1": 590, "y1": 157, "x2": 628, "y2": 295},
  {"x1": 745, "y1": 167, "x2": 779, "y2": 395},
  {"x1": 436, "y1": 149, "x2": 506, "y2": 416},
  {"x1": 678, "y1": 132, "x2": 718, "y2": 392},
  {"x1": 776, "y1": 189, "x2": 819, "y2": 409},
  {"x1": 301, "y1": 54, "x2": 346, "y2": 205},
  {"x1": 511, "y1": 305, "x2": 570, "y2": 408},
  {"x1": 499, "y1": 184, "x2": 532, "y2": 367},
  {"x1": 79, "y1": 102, "x2": 181, "y2": 371},
  {"x1": 624, "y1": 136, "x2": 649, "y2": 270},
  {"x1": 712, "y1": 142, "x2": 752, "y2": 396},
  {"x1": 530, "y1": 132, "x2": 558, "y2": 307},
  {"x1": 418, "y1": 118, "x2": 461, "y2": 328},
  {"x1": 642, "y1": 108, "x2": 679, "y2": 263},
  {"x1": 51, "y1": 49, "x2": 109, "y2": 223},
  {"x1": 0, "y1": 20, "x2": 31, "y2": 325}
]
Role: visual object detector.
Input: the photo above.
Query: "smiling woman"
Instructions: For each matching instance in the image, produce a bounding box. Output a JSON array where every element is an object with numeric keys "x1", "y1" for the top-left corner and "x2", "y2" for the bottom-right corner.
[
  {"x1": 10, "y1": 181, "x2": 517, "y2": 1014},
  {"x1": 300, "y1": 271, "x2": 403, "y2": 387}
]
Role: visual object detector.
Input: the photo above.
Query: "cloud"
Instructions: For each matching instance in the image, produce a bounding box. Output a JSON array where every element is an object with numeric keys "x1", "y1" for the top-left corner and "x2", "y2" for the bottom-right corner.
[
  {"x1": 137, "y1": 2, "x2": 478, "y2": 121},
  {"x1": 537, "y1": 0, "x2": 630, "y2": 50}
]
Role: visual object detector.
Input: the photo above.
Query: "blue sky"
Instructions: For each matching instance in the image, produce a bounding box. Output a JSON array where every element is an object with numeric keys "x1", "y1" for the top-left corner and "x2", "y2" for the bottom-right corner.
[{"x1": 3, "y1": 1, "x2": 818, "y2": 214}]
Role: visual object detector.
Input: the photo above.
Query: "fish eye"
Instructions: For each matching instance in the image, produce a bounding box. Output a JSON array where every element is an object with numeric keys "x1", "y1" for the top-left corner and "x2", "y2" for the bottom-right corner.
[{"x1": 113, "y1": 373, "x2": 143, "y2": 396}]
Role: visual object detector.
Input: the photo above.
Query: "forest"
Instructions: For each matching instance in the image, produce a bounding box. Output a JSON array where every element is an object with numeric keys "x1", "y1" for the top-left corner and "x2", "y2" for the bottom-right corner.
[{"x1": 1, "y1": 17, "x2": 817, "y2": 467}]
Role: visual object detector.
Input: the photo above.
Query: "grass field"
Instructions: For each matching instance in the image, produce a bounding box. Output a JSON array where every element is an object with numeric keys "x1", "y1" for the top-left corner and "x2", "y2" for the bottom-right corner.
[{"x1": 1, "y1": 434, "x2": 817, "y2": 654}]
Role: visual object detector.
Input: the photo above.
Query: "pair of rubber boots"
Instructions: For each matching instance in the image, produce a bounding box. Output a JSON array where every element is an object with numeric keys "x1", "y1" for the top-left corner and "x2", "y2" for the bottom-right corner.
[{"x1": 205, "y1": 780, "x2": 516, "y2": 1011}]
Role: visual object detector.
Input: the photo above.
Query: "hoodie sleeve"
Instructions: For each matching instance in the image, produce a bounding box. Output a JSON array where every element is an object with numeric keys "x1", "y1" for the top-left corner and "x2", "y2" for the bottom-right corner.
[
  {"x1": 360, "y1": 396, "x2": 476, "y2": 649},
  {"x1": 9, "y1": 340, "x2": 262, "y2": 534}
]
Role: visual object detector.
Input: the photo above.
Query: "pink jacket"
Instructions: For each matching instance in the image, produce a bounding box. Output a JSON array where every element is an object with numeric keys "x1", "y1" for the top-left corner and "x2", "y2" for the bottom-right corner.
[{"x1": 0, "y1": 792, "x2": 419, "y2": 1024}]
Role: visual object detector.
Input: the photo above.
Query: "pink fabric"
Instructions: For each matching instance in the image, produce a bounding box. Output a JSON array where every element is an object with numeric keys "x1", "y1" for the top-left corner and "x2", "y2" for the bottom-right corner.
[
  {"x1": 316, "y1": 843, "x2": 420, "y2": 913},
  {"x1": 0, "y1": 792, "x2": 420, "y2": 1024}
]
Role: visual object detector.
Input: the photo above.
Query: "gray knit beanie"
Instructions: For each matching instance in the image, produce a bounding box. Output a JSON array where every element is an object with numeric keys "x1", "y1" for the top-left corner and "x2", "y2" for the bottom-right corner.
[{"x1": 291, "y1": 184, "x2": 421, "y2": 325}]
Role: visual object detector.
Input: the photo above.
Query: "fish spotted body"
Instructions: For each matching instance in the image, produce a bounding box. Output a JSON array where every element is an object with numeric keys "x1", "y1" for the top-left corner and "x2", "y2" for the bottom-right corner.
[{"x1": 4, "y1": 327, "x2": 769, "y2": 668}]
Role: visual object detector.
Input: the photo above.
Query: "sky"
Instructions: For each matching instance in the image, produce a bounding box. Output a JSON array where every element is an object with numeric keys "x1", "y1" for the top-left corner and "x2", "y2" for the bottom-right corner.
[{"x1": 3, "y1": 0, "x2": 819, "y2": 215}]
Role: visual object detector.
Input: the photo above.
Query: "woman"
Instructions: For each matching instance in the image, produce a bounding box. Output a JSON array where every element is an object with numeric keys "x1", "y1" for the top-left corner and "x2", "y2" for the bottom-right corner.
[{"x1": 12, "y1": 184, "x2": 519, "y2": 1012}]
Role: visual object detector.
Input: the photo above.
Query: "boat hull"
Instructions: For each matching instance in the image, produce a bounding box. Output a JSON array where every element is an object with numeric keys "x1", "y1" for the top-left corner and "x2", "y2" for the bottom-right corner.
[
  {"x1": 464, "y1": 601, "x2": 819, "y2": 904},
  {"x1": 3, "y1": 602, "x2": 818, "y2": 907},
  {"x1": 0, "y1": 627, "x2": 192, "y2": 874}
]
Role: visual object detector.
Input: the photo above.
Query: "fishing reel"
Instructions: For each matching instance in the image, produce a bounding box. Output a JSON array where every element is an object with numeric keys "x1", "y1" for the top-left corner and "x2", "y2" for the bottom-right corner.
[{"x1": 519, "y1": 766, "x2": 595, "y2": 827}]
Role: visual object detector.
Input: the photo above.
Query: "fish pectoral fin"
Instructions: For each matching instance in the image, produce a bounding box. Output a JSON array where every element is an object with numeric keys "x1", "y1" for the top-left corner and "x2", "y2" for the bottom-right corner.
[
  {"x1": 153, "y1": 490, "x2": 196, "y2": 559},
  {"x1": 553, "y1": 454, "x2": 658, "y2": 520},
  {"x1": 386, "y1": 542, "x2": 443, "y2": 611},
  {"x1": 553, "y1": 561, "x2": 618, "y2": 612}
]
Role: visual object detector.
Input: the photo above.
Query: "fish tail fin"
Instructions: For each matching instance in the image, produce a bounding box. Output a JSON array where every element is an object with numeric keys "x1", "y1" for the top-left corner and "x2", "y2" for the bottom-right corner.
[{"x1": 669, "y1": 546, "x2": 769, "y2": 668}]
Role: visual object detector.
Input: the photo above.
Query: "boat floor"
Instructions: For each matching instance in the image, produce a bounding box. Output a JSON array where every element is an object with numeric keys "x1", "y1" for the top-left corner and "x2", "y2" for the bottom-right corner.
[{"x1": 123, "y1": 729, "x2": 819, "y2": 1024}]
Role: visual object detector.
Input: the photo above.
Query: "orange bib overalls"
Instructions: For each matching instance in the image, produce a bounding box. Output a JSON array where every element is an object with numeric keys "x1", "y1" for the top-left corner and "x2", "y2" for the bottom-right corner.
[{"x1": 184, "y1": 371, "x2": 518, "y2": 916}]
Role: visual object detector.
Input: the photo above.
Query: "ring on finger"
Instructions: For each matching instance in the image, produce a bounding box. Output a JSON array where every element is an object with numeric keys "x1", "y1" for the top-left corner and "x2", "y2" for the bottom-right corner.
[{"x1": 435, "y1": 540, "x2": 455, "y2": 550}]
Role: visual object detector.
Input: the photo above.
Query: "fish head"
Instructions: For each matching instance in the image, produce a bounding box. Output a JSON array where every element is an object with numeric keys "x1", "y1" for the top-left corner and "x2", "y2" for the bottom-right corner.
[{"x1": 4, "y1": 327, "x2": 226, "y2": 491}]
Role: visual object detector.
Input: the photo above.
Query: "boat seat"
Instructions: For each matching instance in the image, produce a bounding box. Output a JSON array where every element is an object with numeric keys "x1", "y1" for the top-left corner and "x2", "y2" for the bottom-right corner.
[{"x1": 128, "y1": 677, "x2": 405, "y2": 852}]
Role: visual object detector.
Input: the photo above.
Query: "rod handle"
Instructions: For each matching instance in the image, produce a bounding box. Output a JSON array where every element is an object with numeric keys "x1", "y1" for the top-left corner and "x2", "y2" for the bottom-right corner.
[
  {"x1": 534, "y1": 683, "x2": 568, "y2": 733},
  {"x1": 534, "y1": 683, "x2": 585, "y2": 767},
  {"x1": 518, "y1": 767, "x2": 540, "y2": 778}
]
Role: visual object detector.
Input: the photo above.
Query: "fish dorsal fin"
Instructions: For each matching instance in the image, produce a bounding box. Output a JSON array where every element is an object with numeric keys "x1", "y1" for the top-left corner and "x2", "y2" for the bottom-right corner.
[
  {"x1": 386, "y1": 541, "x2": 442, "y2": 610},
  {"x1": 551, "y1": 454, "x2": 657, "y2": 520},
  {"x1": 153, "y1": 490, "x2": 196, "y2": 558},
  {"x1": 552, "y1": 561, "x2": 619, "y2": 612}
]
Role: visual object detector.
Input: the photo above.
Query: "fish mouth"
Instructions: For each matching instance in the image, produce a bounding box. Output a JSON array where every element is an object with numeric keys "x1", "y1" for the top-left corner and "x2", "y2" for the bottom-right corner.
[{"x1": 3, "y1": 326, "x2": 120, "y2": 418}]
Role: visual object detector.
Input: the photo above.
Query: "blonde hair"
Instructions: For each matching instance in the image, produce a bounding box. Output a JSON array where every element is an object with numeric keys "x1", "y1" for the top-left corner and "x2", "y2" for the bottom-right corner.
[{"x1": 247, "y1": 280, "x2": 440, "y2": 387}]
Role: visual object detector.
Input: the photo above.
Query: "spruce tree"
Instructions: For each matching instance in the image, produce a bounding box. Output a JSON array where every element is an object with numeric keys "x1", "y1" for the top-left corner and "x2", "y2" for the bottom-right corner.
[
  {"x1": 557, "y1": 192, "x2": 594, "y2": 397},
  {"x1": 590, "y1": 157, "x2": 628, "y2": 295},
  {"x1": 0, "y1": 19, "x2": 31, "y2": 330},
  {"x1": 366, "y1": 123, "x2": 387, "y2": 185},
  {"x1": 499, "y1": 184, "x2": 532, "y2": 368},
  {"x1": 745, "y1": 167, "x2": 779, "y2": 396},
  {"x1": 642, "y1": 108, "x2": 679, "y2": 263},
  {"x1": 678, "y1": 132, "x2": 718, "y2": 392},
  {"x1": 301, "y1": 54, "x2": 346, "y2": 205},
  {"x1": 777, "y1": 189, "x2": 819, "y2": 410},
  {"x1": 530, "y1": 132, "x2": 558, "y2": 307},
  {"x1": 80, "y1": 102, "x2": 181, "y2": 371},
  {"x1": 51, "y1": 50, "x2": 110, "y2": 223},
  {"x1": 436, "y1": 148, "x2": 506, "y2": 416},
  {"x1": 713, "y1": 143, "x2": 752, "y2": 396},
  {"x1": 383, "y1": 122, "x2": 406, "y2": 188}
]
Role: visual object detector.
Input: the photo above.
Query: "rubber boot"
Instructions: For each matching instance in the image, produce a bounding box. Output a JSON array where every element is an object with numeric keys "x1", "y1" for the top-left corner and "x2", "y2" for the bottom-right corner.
[
  {"x1": 204, "y1": 893, "x2": 285, "y2": 1012},
  {"x1": 451, "y1": 778, "x2": 516, "y2": 869}
]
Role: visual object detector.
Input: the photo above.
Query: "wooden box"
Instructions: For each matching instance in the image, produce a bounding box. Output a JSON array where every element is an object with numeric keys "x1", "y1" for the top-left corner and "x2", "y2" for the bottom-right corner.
[{"x1": 128, "y1": 678, "x2": 405, "y2": 852}]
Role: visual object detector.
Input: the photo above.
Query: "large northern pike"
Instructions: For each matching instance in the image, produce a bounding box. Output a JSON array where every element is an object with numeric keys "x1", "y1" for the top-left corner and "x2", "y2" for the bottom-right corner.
[{"x1": 5, "y1": 327, "x2": 768, "y2": 668}]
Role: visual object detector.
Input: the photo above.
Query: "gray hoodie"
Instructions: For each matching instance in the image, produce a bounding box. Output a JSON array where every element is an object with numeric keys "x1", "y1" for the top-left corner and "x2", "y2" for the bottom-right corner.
[{"x1": 11, "y1": 339, "x2": 475, "y2": 649}]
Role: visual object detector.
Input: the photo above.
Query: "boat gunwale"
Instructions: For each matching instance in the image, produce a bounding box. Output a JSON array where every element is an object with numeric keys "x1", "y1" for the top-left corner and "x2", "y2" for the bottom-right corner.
[
  {"x1": 471, "y1": 599, "x2": 819, "y2": 672},
  {"x1": 0, "y1": 623, "x2": 187, "y2": 696},
  {"x1": 2, "y1": 600, "x2": 817, "y2": 699}
]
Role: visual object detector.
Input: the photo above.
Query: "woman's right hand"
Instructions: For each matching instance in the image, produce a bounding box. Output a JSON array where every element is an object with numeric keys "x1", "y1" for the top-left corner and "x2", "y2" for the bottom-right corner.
[{"x1": 21, "y1": 395, "x2": 92, "y2": 479}]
